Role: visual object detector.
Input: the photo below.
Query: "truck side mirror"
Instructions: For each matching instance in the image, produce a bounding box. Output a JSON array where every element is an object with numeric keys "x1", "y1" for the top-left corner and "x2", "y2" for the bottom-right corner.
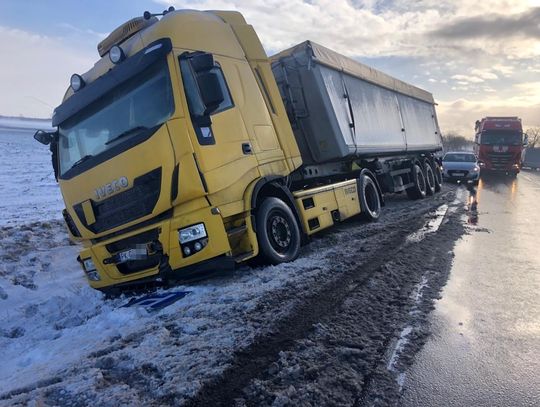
[
  {"x1": 523, "y1": 134, "x2": 529, "y2": 146},
  {"x1": 34, "y1": 130, "x2": 54, "y2": 145},
  {"x1": 197, "y1": 71, "x2": 225, "y2": 116},
  {"x1": 190, "y1": 52, "x2": 214, "y2": 73}
]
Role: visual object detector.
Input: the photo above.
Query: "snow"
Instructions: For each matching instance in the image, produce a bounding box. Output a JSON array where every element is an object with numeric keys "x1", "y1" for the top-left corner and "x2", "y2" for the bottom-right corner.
[
  {"x1": 0, "y1": 121, "x2": 463, "y2": 405},
  {"x1": 406, "y1": 204, "x2": 448, "y2": 243},
  {"x1": 0, "y1": 116, "x2": 53, "y2": 131},
  {"x1": 0, "y1": 124, "x2": 335, "y2": 403},
  {"x1": 0, "y1": 226, "x2": 332, "y2": 402},
  {"x1": 0, "y1": 127, "x2": 64, "y2": 226}
]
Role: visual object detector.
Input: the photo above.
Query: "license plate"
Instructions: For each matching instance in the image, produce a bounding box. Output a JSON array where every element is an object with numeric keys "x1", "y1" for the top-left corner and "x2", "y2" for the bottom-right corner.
[
  {"x1": 453, "y1": 172, "x2": 465, "y2": 176},
  {"x1": 118, "y1": 247, "x2": 147, "y2": 263}
]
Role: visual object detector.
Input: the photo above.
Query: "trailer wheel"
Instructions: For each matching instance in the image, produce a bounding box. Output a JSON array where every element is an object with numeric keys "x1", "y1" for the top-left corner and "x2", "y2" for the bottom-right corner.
[
  {"x1": 256, "y1": 197, "x2": 301, "y2": 265},
  {"x1": 359, "y1": 174, "x2": 381, "y2": 221},
  {"x1": 433, "y1": 162, "x2": 443, "y2": 192},
  {"x1": 424, "y1": 161, "x2": 436, "y2": 196},
  {"x1": 406, "y1": 163, "x2": 427, "y2": 200}
]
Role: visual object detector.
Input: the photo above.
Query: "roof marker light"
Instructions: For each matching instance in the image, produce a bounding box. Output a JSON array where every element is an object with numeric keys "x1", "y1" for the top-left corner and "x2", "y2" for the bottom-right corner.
[
  {"x1": 70, "y1": 74, "x2": 85, "y2": 92},
  {"x1": 109, "y1": 45, "x2": 125, "y2": 64}
]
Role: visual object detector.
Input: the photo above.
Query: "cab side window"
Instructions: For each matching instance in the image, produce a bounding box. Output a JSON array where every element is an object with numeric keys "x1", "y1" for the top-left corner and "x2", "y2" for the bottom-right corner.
[{"x1": 179, "y1": 52, "x2": 234, "y2": 145}]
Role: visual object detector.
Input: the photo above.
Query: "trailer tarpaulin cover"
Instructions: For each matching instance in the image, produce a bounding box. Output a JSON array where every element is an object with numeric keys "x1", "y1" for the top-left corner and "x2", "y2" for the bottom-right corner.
[{"x1": 271, "y1": 41, "x2": 442, "y2": 165}]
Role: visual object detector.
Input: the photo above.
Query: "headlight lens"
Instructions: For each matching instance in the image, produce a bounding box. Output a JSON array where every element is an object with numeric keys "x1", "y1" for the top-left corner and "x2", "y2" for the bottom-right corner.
[
  {"x1": 179, "y1": 224, "x2": 208, "y2": 257},
  {"x1": 179, "y1": 223, "x2": 207, "y2": 244},
  {"x1": 83, "y1": 258, "x2": 96, "y2": 272},
  {"x1": 81, "y1": 257, "x2": 100, "y2": 281},
  {"x1": 472, "y1": 166, "x2": 479, "y2": 172}
]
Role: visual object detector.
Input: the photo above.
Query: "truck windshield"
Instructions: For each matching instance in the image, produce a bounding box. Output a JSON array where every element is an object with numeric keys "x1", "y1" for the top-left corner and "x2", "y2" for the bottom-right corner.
[
  {"x1": 480, "y1": 130, "x2": 522, "y2": 146},
  {"x1": 58, "y1": 59, "x2": 174, "y2": 176}
]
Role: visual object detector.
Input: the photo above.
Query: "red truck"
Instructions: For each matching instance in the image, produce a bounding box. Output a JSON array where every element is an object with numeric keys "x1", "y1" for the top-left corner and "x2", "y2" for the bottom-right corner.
[{"x1": 474, "y1": 117, "x2": 527, "y2": 177}]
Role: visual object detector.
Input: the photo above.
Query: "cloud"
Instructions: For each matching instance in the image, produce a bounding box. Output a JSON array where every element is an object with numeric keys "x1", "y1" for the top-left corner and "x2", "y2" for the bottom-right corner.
[
  {"x1": 0, "y1": 0, "x2": 537, "y2": 133},
  {"x1": 432, "y1": 7, "x2": 540, "y2": 39},
  {"x1": 470, "y1": 68, "x2": 498, "y2": 80},
  {"x1": 437, "y1": 86, "x2": 540, "y2": 136},
  {"x1": 451, "y1": 74, "x2": 484, "y2": 83},
  {"x1": 0, "y1": 26, "x2": 95, "y2": 118},
  {"x1": 56, "y1": 23, "x2": 108, "y2": 40}
]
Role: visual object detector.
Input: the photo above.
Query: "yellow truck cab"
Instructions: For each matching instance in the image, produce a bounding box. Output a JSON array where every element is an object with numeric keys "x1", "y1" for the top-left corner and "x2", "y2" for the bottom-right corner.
[{"x1": 35, "y1": 9, "x2": 442, "y2": 292}]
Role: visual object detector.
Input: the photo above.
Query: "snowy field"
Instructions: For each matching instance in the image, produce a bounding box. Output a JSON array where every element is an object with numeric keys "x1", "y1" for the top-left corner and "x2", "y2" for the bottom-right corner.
[
  {"x1": 0, "y1": 122, "x2": 465, "y2": 406},
  {"x1": 0, "y1": 123, "x2": 64, "y2": 226},
  {"x1": 0, "y1": 124, "x2": 349, "y2": 405}
]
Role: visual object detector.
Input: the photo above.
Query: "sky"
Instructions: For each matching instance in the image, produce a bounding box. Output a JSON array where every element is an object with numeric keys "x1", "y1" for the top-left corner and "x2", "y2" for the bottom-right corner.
[{"x1": 1, "y1": 0, "x2": 540, "y2": 137}]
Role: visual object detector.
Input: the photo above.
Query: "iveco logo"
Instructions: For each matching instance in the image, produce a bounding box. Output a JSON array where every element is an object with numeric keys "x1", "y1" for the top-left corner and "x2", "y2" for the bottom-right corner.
[{"x1": 95, "y1": 176, "x2": 129, "y2": 200}]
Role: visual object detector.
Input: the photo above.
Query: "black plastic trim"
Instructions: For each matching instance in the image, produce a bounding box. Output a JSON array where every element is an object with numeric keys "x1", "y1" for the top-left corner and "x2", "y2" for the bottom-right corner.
[
  {"x1": 53, "y1": 38, "x2": 173, "y2": 127},
  {"x1": 92, "y1": 209, "x2": 172, "y2": 244},
  {"x1": 62, "y1": 208, "x2": 81, "y2": 237},
  {"x1": 193, "y1": 153, "x2": 208, "y2": 193},
  {"x1": 171, "y1": 164, "x2": 179, "y2": 201}
]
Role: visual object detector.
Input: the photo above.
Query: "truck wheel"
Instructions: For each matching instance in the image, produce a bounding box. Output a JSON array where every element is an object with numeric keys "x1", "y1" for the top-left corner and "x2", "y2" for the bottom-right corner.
[
  {"x1": 359, "y1": 174, "x2": 381, "y2": 221},
  {"x1": 433, "y1": 162, "x2": 443, "y2": 192},
  {"x1": 406, "y1": 163, "x2": 427, "y2": 200},
  {"x1": 256, "y1": 197, "x2": 301, "y2": 265},
  {"x1": 424, "y1": 161, "x2": 436, "y2": 196}
]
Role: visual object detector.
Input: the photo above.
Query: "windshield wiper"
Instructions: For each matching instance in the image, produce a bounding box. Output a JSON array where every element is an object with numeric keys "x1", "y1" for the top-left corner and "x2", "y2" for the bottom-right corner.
[
  {"x1": 105, "y1": 126, "x2": 147, "y2": 145},
  {"x1": 69, "y1": 154, "x2": 94, "y2": 171}
]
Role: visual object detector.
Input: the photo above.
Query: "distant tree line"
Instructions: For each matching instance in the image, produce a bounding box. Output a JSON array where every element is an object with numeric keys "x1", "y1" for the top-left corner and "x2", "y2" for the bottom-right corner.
[
  {"x1": 442, "y1": 132, "x2": 474, "y2": 152},
  {"x1": 525, "y1": 127, "x2": 540, "y2": 149}
]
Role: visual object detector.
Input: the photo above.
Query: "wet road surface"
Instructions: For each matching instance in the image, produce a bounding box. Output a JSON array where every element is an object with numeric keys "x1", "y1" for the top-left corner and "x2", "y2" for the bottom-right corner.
[{"x1": 401, "y1": 171, "x2": 540, "y2": 406}]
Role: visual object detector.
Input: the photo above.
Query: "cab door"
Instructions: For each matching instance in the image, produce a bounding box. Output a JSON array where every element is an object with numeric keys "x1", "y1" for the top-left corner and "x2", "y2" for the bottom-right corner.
[{"x1": 177, "y1": 52, "x2": 259, "y2": 215}]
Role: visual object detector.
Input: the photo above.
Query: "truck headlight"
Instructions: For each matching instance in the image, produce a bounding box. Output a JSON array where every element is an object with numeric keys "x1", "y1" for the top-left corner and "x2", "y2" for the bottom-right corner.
[
  {"x1": 179, "y1": 223, "x2": 207, "y2": 244},
  {"x1": 178, "y1": 223, "x2": 208, "y2": 257},
  {"x1": 81, "y1": 258, "x2": 101, "y2": 281},
  {"x1": 83, "y1": 258, "x2": 96, "y2": 272},
  {"x1": 472, "y1": 166, "x2": 479, "y2": 172}
]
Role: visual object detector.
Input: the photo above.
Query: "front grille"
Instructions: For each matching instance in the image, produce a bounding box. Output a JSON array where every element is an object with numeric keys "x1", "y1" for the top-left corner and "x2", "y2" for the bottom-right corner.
[
  {"x1": 105, "y1": 228, "x2": 161, "y2": 275},
  {"x1": 74, "y1": 168, "x2": 162, "y2": 234},
  {"x1": 487, "y1": 152, "x2": 513, "y2": 168}
]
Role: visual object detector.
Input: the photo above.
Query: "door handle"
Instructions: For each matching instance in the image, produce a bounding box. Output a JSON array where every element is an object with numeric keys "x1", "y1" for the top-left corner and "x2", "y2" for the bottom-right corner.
[{"x1": 242, "y1": 142, "x2": 252, "y2": 155}]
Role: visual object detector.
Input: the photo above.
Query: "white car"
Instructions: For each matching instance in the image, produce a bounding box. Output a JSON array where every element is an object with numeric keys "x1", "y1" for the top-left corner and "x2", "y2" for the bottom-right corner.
[{"x1": 442, "y1": 152, "x2": 480, "y2": 184}]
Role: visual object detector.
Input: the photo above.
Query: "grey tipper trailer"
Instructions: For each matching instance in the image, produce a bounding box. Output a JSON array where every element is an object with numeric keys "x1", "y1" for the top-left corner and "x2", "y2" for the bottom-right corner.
[
  {"x1": 271, "y1": 40, "x2": 442, "y2": 162},
  {"x1": 270, "y1": 41, "x2": 443, "y2": 199}
]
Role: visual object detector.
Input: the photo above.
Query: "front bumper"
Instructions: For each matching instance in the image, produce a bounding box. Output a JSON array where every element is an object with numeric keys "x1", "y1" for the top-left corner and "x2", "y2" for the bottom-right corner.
[
  {"x1": 442, "y1": 170, "x2": 480, "y2": 181},
  {"x1": 79, "y1": 205, "x2": 233, "y2": 290}
]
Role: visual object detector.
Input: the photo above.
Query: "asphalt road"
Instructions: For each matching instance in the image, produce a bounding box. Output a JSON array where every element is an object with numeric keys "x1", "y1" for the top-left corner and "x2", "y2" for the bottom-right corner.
[{"x1": 401, "y1": 171, "x2": 540, "y2": 406}]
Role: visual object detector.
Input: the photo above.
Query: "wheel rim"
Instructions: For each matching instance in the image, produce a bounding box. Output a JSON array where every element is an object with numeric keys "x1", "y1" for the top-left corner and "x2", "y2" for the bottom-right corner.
[
  {"x1": 435, "y1": 165, "x2": 443, "y2": 185},
  {"x1": 416, "y1": 166, "x2": 426, "y2": 192},
  {"x1": 267, "y1": 210, "x2": 292, "y2": 254},
  {"x1": 365, "y1": 182, "x2": 380, "y2": 215},
  {"x1": 426, "y1": 165, "x2": 435, "y2": 191}
]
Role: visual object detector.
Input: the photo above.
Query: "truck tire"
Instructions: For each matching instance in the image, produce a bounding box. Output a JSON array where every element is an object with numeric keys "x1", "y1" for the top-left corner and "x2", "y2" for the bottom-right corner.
[
  {"x1": 256, "y1": 197, "x2": 301, "y2": 265},
  {"x1": 433, "y1": 162, "x2": 443, "y2": 192},
  {"x1": 359, "y1": 174, "x2": 381, "y2": 221},
  {"x1": 406, "y1": 163, "x2": 427, "y2": 200},
  {"x1": 424, "y1": 161, "x2": 436, "y2": 196}
]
